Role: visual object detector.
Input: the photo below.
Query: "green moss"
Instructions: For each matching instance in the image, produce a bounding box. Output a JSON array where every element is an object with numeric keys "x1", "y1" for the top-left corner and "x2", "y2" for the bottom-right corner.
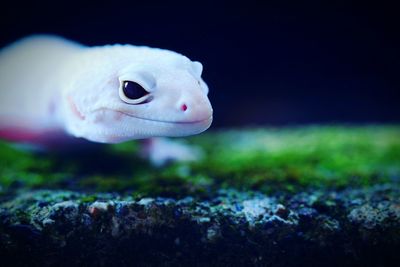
[
  {"x1": 80, "y1": 195, "x2": 98, "y2": 203},
  {"x1": 189, "y1": 126, "x2": 399, "y2": 191},
  {"x1": 0, "y1": 126, "x2": 399, "y2": 197}
]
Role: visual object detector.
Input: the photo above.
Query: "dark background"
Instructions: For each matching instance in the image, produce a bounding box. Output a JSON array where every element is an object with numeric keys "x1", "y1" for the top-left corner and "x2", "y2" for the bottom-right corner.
[{"x1": 1, "y1": 0, "x2": 399, "y2": 127}]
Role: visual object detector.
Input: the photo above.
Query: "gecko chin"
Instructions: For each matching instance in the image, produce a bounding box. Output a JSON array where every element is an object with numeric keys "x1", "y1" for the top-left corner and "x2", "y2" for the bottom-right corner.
[{"x1": 83, "y1": 110, "x2": 213, "y2": 144}]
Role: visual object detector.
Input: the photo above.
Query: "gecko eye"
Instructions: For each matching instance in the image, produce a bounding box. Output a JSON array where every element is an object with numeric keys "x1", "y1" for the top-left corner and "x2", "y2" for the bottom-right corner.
[
  {"x1": 119, "y1": 81, "x2": 150, "y2": 104},
  {"x1": 123, "y1": 81, "x2": 148, "y2": 99}
]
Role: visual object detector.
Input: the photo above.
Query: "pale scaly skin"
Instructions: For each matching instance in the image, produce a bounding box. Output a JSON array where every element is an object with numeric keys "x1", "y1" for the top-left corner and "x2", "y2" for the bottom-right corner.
[{"x1": 0, "y1": 35, "x2": 213, "y2": 165}]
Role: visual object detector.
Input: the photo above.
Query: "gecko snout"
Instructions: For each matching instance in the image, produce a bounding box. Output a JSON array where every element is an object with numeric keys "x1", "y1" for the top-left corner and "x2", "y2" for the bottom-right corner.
[{"x1": 175, "y1": 97, "x2": 213, "y2": 123}]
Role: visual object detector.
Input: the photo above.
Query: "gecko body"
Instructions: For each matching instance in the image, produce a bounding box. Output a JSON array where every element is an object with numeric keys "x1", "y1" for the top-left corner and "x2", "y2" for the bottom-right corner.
[{"x1": 0, "y1": 35, "x2": 213, "y2": 148}]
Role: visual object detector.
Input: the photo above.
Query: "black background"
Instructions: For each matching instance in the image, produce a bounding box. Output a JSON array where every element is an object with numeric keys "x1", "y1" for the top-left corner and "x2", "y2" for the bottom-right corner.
[{"x1": 1, "y1": 0, "x2": 399, "y2": 127}]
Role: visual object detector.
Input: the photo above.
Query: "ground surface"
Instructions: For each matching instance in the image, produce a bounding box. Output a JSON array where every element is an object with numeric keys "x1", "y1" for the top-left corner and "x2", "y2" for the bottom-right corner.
[{"x1": 0, "y1": 126, "x2": 399, "y2": 266}]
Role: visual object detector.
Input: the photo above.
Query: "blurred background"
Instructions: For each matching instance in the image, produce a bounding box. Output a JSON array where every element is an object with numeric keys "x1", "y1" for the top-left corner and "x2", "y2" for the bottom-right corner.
[{"x1": 1, "y1": 0, "x2": 398, "y2": 127}]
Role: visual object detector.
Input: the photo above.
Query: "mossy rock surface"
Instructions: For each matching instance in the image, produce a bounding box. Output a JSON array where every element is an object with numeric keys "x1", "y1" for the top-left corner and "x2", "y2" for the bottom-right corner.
[
  {"x1": 0, "y1": 126, "x2": 399, "y2": 266},
  {"x1": 1, "y1": 125, "x2": 399, "y2": 197}
]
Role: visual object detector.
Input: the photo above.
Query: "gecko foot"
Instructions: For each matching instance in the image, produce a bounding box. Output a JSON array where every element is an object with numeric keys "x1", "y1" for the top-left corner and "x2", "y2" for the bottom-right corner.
[{"x1": 140, "y1": 137, "x2": 203, "y2": 167}]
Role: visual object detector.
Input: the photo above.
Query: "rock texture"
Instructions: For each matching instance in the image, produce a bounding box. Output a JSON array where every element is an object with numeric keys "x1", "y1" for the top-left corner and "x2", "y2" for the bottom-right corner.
[{"x1": 1, "y1": 185, "x2": 399, "y2": 267}]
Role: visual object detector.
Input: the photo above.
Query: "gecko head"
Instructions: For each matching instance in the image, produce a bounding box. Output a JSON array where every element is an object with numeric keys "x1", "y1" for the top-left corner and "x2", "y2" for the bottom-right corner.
[{"x1": 63, "y1": 46, "x2": 213, "y2": 143}]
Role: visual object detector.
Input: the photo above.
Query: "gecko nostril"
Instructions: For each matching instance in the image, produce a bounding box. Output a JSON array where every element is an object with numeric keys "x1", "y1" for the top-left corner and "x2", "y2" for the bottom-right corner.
[{"x1": 181, "y1": 104, "x2": 188, "y2": 112}]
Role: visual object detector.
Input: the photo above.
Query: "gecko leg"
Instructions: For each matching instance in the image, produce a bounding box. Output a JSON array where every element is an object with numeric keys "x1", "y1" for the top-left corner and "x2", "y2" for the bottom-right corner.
[{"x1": 140, "y1": 137, "x2": 203, "y2": 166}]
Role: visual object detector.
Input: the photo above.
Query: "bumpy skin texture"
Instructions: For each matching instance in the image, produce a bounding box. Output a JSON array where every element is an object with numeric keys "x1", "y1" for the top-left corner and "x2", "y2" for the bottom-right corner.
[{"x1": 0, "y1": 35, "x2": 213, "y2": 145}]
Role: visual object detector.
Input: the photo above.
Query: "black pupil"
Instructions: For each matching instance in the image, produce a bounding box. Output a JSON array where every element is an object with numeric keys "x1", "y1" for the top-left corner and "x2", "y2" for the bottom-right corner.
[{"x1": 123, "y1": 81, "x2": 148, "y2": 100}]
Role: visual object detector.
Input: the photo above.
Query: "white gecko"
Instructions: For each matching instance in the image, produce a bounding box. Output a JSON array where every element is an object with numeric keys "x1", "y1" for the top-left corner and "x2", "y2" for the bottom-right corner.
[{"x1": 0, "y1": 35, "x2": 213, "y2": 165}]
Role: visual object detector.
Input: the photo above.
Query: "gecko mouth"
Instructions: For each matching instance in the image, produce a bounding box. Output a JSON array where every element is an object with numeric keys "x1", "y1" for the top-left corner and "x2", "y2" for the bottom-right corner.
[{"x1": 98, "y1": 108, "x2": 213, "y2": 125}]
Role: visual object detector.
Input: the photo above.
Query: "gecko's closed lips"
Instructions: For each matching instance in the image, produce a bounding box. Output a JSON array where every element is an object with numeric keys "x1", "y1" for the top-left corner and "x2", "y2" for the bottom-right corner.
[{"x1": 102, "y1": 108, "x2": 213, "y2": 125}]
